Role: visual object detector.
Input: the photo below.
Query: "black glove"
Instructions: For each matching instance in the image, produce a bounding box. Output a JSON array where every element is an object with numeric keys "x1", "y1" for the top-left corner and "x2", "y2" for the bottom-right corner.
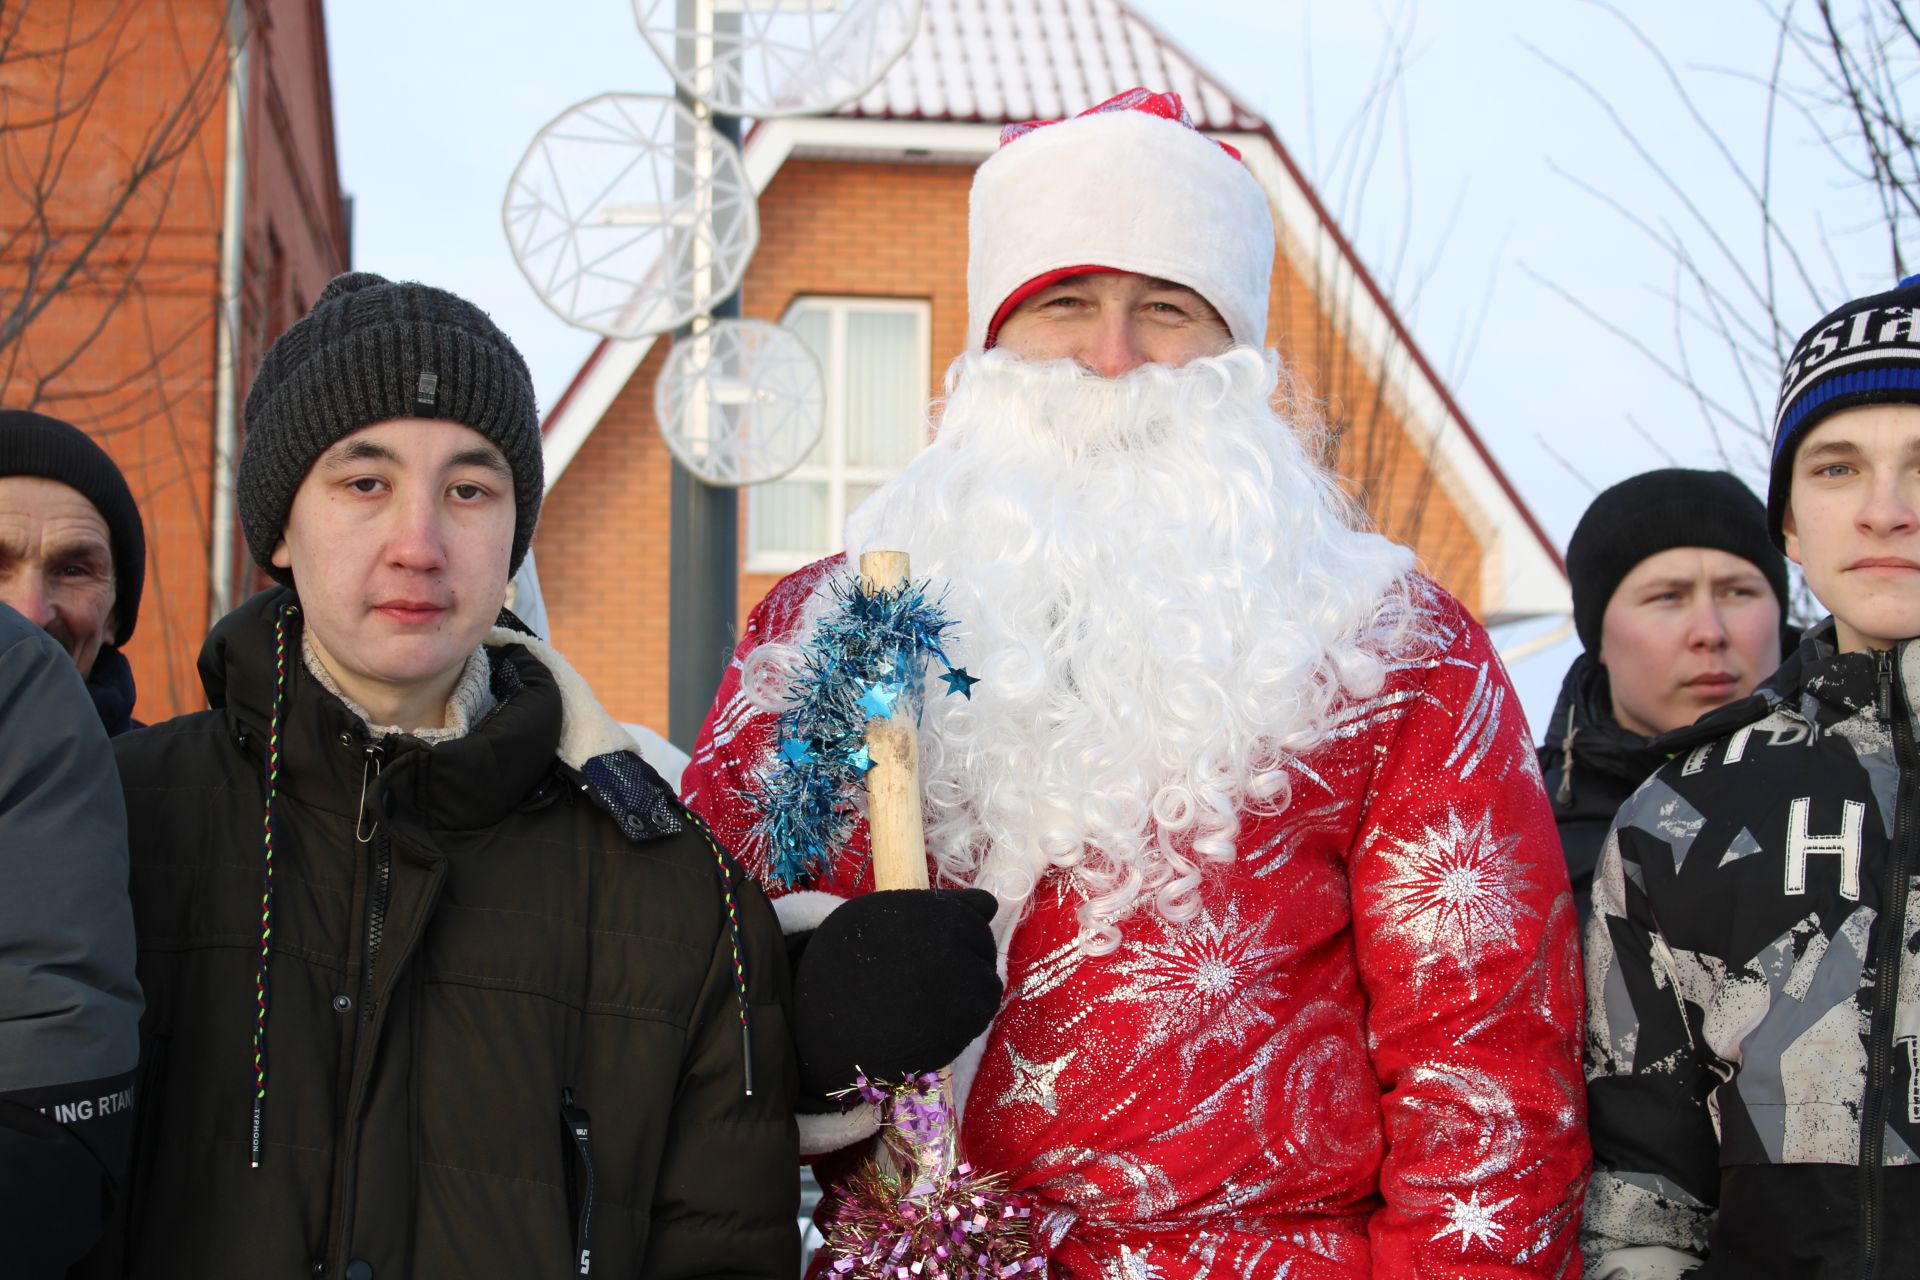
[{"x1": 791, "y1": 888, "x2": 1001, "y2": 1100}]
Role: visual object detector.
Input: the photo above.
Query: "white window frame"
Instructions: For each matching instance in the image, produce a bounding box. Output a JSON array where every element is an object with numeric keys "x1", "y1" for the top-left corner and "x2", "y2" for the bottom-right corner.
[{"x1": 746, "y1": 295, "x2": 933, "y2": 574}]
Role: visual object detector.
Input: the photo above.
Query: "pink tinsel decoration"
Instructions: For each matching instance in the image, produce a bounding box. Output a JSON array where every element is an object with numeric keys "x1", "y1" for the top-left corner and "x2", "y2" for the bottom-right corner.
[{"x1": 822, "y1": 1073, "x2": 1046, "y2": 1279}]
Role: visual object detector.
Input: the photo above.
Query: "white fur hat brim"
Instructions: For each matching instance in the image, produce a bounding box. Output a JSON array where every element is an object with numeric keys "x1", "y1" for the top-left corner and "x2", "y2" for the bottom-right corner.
[{"x1": 967, "y1": 111, "x2": 1275, "y2": 352}]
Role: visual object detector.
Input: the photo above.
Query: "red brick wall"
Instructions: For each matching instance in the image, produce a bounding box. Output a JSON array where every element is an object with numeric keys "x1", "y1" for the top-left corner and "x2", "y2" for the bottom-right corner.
[
  {"x1": 0, "y1": 0, "x2": 347, "y2": 719},
  {"x1": 538, "y1": 155, "x2": 1487, "y2": 733},
  {"x1": 537, "y1": 341, "x2": 679, "y2": 731}
]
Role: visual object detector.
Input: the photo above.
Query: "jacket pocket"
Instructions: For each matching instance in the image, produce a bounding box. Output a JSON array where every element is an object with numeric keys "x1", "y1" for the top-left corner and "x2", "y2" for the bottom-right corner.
[{"x1": 560, "y1": 1088, "x2": 595, "y2": 1277}]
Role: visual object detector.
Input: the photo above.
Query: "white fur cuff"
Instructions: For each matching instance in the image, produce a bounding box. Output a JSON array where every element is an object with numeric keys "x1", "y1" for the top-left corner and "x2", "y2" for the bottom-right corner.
[
  {"x1": 798, "y1": 1100, "x2": 882, "y2": 1157},
  {"x1": 773, "y1": 889, "x2": 847, "y2": 936}
]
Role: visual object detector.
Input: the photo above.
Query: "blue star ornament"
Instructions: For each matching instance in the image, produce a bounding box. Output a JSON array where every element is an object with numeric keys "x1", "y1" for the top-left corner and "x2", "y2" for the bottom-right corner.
[
  {"x1": 846, "y1": 745, "x2": 875, "y2": 773},
  {"x1": 939, "y1": 666, "x2": 980, "y2": 699},
  {"x1": 778, "y1": 737, "x2": 816, "y2": 765},
  {"x1": 856, "y1": 679, "x2": 902, "y2": 719}
]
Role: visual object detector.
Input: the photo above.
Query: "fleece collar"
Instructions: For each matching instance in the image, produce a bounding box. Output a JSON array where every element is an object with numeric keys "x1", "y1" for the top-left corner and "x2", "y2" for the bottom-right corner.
[{"x1": 200, "y1": 588, "x2": 679, "y2": 840}]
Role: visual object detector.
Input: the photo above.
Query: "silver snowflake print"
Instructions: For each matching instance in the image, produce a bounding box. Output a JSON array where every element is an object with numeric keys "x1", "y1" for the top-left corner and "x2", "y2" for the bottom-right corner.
[
  {"x1": 1432, "y1": 1188, "x2": 1517, "y2": 1253},
  {"x1": 996, "y1": 1044, "x2": 1076, "y2": 1115},
  {"x1": 1102, "y1": 898, "x2": 1287, "y2": 1068},
  {"x1": 1369, "y1": 808, "x2": 1537, "y2": 976},
  {"x1": 1101, "y1": 1243, "x2": 1164, "y2": 1280}
]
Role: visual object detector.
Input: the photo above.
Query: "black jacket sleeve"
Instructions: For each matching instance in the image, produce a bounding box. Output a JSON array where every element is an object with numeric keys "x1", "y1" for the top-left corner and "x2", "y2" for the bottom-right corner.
[{"x1": 0, "y1": 604, "x2": 142, "y2": 1277}]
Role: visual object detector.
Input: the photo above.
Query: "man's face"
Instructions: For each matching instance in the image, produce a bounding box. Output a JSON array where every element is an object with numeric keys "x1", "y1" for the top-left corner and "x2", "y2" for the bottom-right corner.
[
  {"x1": 1782, "y1": 404, "x2": 1920, "y2": 653},
  {"x1": 993, "y1": 271, "x2": 1234, "y2": 374},
  {"x1": 271, "y1": 419, "x2": 515, "y2": 713},
  {"x1": 0, "y1": 475, "x2": 117, "y2": 676},
  {"x1": 1598, "y1": 546, "x2": 1782, "y2": 737}
]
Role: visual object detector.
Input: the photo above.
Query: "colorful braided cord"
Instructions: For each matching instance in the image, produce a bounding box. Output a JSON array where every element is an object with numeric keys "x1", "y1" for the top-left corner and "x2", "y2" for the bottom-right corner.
[
  {"x1": 251, "y1": 603, "x2": 291, "y2": 1167},
  {"x1": 685, "y1": 810, "x2": 755, "y2": 1097}
]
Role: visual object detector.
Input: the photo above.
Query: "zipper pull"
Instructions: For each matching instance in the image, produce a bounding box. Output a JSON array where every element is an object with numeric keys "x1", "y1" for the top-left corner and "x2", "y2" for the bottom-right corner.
[{"x1": 355, "y1": 741, "x2": 386, "y2": 844}]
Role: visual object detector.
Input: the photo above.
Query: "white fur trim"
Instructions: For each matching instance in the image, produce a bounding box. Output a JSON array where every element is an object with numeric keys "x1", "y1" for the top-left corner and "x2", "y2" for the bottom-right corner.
[
  {"x1": 773, "y1": 889, "x2": 847, "y2": 937},
  {"x1": 949, "y1": 899, "x2": 1014, "y2": 1121},
  {"x1": 968, "y1": 111, "x2": 1275, "y2": 350},
  {"x1": 797, "y1": 1100, "x2": 882, "y2": 1157},
  {"x1": 485, "y1": 627, "x2": 640, "y2": 768}
]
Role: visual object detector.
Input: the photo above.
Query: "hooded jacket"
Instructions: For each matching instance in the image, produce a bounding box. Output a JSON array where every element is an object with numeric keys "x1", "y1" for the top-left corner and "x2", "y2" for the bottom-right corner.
[
  {"x1": 85, "y1": 643, "x2": 140, "y2": 737},
  {"x1": 1583, "y1": 621, "x2": 1920, "y2": 1279},
  {"x1": 77, "y1": 588, "x2": 798, "y2": 1279},
  {"x1": 1538, "y1": 653, "x2": 1669, "y2": 925}
]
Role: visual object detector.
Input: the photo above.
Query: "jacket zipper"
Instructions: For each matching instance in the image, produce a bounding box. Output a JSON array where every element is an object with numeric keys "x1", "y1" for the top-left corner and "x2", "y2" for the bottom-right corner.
[
  {"x1": 330, "y1": 735, "x2": 393, "y2": 1267},
  {"x1": 562, "y1": 1089, "x2": 596, "y2": 1276},
  {"x1": 1861, "y1": 649, "x2": 1914, "y2": 1279},
  {"x1": 361, "y1": 830, "x2": 392, "y2": 1023},
  {"x1": 358, "y1": 740, "x2": 391, "y2": 1023}
]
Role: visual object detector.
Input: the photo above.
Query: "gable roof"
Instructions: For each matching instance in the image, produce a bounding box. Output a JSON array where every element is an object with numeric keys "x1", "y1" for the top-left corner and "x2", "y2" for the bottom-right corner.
[
  {"x1": 837, "y1": 0, "x2": 1261, "y2": 128},
  {"x1": 541, "y1": 0, "x2": 1569, "y2": 623}
]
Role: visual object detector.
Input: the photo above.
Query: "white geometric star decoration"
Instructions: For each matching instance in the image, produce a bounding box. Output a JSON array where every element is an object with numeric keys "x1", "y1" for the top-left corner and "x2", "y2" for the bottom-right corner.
[
  {"x1": 1431, "y1": 1188, "x2": 1516, "y2": 1253},
  {"x1": 1100, "y1": 1243, "x2": 1164, "y2": 1280},
  {"x1": 633, "y1": 0, "x2": 923, "y2": 119},
  {"x1": 1104, "y1": 898, "x2": 1284, "y2": 1068},
  {"x1": 994, "y1": 1044, "x2": 1076, "y2": 1116},
  {"x1": 653, "y1": 319, "x2": 824, "y2": 486},
  {"x1": 1370, "y1": 808, "x2": 1536, "y2": 979},
  {"x1": 503, "y1": 93, "x2": 758, "y2": 340}
]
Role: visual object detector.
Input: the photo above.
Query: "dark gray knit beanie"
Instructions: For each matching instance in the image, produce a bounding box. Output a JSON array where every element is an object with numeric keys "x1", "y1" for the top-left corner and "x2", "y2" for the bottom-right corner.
[{"x1": 239, "y1": 272, "x2": 542, "y2": 584}]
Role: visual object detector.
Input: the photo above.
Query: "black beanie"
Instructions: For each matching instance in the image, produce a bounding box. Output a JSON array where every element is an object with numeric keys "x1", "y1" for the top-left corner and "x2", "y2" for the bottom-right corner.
[
  {"x1": 239, "y1": 272, "x2": 543, "y2": 585},
  {"x1": 1566, "y1": 468, "x2": 1787, "y2": 654},
  {"x1": 0, "y1": 409, "x2": 146, "y2": 644},
  {"x1": 1769, "y1": 274, "x2": 1920, "y2": 546}
]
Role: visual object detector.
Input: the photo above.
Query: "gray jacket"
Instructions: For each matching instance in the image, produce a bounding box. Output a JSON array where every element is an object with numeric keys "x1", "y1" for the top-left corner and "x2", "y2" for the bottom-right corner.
[{"x1": 0, "y1": 600, "x2": 143, "y2": 1276}]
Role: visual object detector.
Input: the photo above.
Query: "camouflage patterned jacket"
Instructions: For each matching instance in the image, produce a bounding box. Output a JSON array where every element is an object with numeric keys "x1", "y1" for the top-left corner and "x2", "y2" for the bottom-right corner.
[{"x1": 1583, "y1": 622, "x2": 1920, "y2": 1279}]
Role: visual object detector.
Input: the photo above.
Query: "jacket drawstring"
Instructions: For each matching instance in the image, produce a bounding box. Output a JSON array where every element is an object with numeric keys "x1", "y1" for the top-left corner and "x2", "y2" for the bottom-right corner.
[
  {"x1": 683, "y1": 810, "x2": 756, "y2": 1098},
  {"x1": 1555, "y1": 703, "x2": 1577, "y2": 809},
  {"x1": 252, "y1": 601, "x2": 294, "y2": 1168}
]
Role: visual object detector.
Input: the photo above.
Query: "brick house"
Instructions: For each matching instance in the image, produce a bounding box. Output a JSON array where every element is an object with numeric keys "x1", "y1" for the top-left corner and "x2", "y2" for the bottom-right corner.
[
  {"x1": 533, "y1": 0, "x2": 1568, "y2": 742},
  {"x1": 0, "y1": 0, "x2": 348, "y2": 719}
]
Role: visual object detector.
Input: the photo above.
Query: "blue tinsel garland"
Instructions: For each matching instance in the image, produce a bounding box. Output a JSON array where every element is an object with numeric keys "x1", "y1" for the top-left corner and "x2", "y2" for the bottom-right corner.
[{"x1": 749, "y1": 574, "x2": 974, "y2": 888}]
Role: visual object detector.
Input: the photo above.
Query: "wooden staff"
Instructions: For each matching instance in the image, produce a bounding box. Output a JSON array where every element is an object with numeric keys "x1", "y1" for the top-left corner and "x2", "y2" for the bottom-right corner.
[{"x1": 859, "y1": 550, "x2": 930, "y2": 893}]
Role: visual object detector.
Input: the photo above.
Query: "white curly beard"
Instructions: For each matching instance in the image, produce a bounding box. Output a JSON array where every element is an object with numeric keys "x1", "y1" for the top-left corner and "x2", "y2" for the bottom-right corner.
[{"x1": 750, "y1": 346, "x2": 1423, "y2": 952}]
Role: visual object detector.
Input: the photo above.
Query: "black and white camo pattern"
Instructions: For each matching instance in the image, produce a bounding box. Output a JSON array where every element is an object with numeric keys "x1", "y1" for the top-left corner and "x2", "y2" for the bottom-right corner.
[{"x1": 1583, "y1": 624, "x2": 1920, "y2": 1278}]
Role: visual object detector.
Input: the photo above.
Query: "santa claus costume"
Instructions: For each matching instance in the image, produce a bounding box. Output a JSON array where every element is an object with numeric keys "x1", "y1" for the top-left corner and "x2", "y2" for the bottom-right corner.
[{"x1": 682, "y1": 90, "x2": 1589, "y2": 1279}]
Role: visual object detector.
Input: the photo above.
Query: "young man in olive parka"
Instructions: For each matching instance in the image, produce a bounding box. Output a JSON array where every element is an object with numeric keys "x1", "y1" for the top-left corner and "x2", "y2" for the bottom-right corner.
[{"x1": 78, "y1": 273, "x2": 798, "y2": 1279}]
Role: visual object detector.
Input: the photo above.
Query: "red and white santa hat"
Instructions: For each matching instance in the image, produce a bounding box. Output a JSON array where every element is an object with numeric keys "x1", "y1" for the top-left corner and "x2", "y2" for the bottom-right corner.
[{"x1": 969, "y1": 89, "x2": 1276, "y2": 352}]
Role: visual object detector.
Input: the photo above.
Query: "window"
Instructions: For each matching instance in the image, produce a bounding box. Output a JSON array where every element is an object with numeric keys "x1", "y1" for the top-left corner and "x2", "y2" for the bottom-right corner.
[{"x1": 747, "y1": 296, "x2": 931, "y2": 572}]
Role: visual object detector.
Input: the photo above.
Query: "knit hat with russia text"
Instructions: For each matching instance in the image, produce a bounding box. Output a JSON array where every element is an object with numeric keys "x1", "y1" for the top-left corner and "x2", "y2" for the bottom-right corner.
[
  {"x1": 968, "y1": 89, "x2": 1276, "y2": 353},
  {"x1": 1769, "y1": 274, "x2": 1920, "y2": 546}
]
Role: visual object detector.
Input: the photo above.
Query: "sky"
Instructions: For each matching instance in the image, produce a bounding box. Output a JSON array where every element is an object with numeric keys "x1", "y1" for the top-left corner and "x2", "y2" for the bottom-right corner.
[{"x1": 325, "y1": 0, "x2": 1896, "y2": 737}]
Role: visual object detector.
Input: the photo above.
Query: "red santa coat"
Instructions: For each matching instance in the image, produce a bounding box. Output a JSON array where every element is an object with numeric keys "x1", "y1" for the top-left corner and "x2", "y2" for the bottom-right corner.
[{"x1": 682, "y1": 557, "x2": 1589, "y2": 1279}]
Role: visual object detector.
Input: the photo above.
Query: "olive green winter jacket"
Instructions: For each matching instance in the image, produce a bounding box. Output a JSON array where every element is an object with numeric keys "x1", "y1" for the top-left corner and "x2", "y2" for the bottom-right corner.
[{"x1": 76, "y1": 588, "x2": 798, "y2": 1279}]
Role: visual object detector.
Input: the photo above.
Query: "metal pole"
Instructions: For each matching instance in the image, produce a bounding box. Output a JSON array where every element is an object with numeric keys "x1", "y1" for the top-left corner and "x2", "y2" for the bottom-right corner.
[
  {"x1": 667, "y1": 1, "x2": 740, "y2": 746},
  {"x1": 207, "y1": 0, "x2": 248, "y2": 625}
]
